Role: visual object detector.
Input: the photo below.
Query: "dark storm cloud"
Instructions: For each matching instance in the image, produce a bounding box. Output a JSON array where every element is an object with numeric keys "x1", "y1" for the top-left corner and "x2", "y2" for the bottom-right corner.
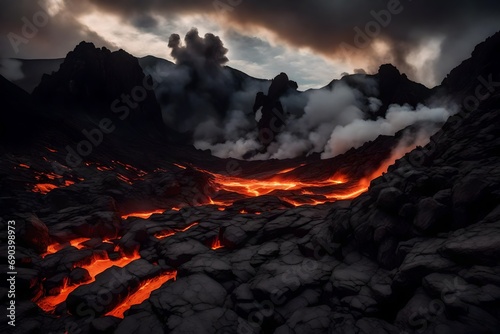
[
  {"x1": 224, "y1": 30, "x2": 281, "y2": 61},
  {"x1": 131, "y1": 14, "x2": 159, "y2": 30},
  {"x1": 0, "y1": 0, "x2": 115, "y2": 59},
  {"x1": 84, "y1": 0, "x2": 500, "y2": 85}
]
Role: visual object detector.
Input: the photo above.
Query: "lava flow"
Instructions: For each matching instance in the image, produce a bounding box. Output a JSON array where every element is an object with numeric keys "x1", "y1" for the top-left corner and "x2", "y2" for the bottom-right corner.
[
  {"x1": 37, "y1": 250, "x2": 140, "y2": 313},
  {"x1": 197, "y1": 147, "x2": 410, "y2": 207},
  {"x1": 42, "y1": 238, "x2": 91, "y2": 258},
  {"x1": 105, "y1": 271, "x2": 177, "y2": 318},
  {"x1": 207, "y1": 171, "x2": 347, "y2": 198},
  {"x1": 154, "y1": 222, "x2": 199, "y2": 239},
  {"x1": 26, "y1": 168, "x2": 77, "y2": 194},
  {"x1": 121, "y1": 207, "x2": 183, "y2": 219},
  {"x1": 200, "y1": 168, "x2": 366, "y2": 206},
  {"x1": 211, "y1": 235, "x2": 223, "y2": 250},
  {"x1": 121, "y1": 209, "x2": 166, "y2": 219}
]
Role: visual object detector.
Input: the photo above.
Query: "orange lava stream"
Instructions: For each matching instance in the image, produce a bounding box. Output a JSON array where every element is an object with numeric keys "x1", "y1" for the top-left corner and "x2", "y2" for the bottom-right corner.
[
  {"x1": 198, "y1": 166, "x2": 347, "y2": 202},
  {"x1": 121, "y1": 209, "x2": 165, "y2": 219},
  {"x1": 316, "y1": 152, "x2": 399, "y2": 203},
  {"x1": 84, "y1": 253, "x2": 140, "y2": 278},
  {"x1": 42, "y1": 238, "x2": 91, "y2": 258},
  {"x1": 37, "y1": 280, "x2": 78, "y2": 312},
  {"x1": 33, "y1": 183, "x2": 59, "y2": 194},
  {"x1": 207, "y1": 172, "x2": 347, "y2": 198},
  {"x1": 97, "y1": 165, "x2": 113, "y2": 171},
  {"x1": 209, "y1": 198, "x2": 232, "y2": 208},
  {"x1": 211, "y1": 234, "x2": 223, "y2": 250},
  {"x1": 276, "y1": 164, "x2": 305, "y2": 174},
  {"x1": 113, "y1": 160, "x2": 148, "y2": 177},
  {"x1": 198, "y1": 158, "x2": 397, "y2": 207},
  {"x1": 200, "y1": 168, "x2": 363, "y2": 205},
  {"x1": 178, "y1": 222, "x2": 199, "y2": 232},
  {"x1": 37, "y1": 251, "x2": 140, "y2": 313},
  {"x1": 30, "y1": 170, "x2": 76, "y2": 194},
  {"x1": 117, "y1": 174, "x2": 133, "y2": 185},
  {"x1": 154, "y1": 222, "x2": 199, "y2": 239},
  {"x1": 173, "y1": 163, "x2": 187, "y2": 170},
  {"x1": 154, "y1": 231, "x2": 175, "y2": 239},
  {"x1": 105, "y1": 271, "x2": 177, "y2": 318}
]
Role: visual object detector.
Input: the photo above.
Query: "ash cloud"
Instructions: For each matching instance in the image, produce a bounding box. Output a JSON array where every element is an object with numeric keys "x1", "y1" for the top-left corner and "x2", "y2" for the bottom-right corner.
[
  {"x1": 168, "y1": 28, "x2": 229, "y2": 69},
  {"x1": 79, "y1": 0, "x2": 500, "y2": 86},
  {"x1": 145, "y1": 29, "x2": 269, "y2": 135},
  {"x1": 0, "y1": 0, "x2": 114, "y2": 59},
  {"x1": 3, "y1": 1, "x2": 499, "y2": 86}
]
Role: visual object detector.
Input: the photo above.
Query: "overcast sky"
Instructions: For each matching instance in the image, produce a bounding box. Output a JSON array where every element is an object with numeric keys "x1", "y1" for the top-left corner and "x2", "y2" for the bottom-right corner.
[{"x1": 1, "y1": 0, "x2": 499, "y2": 89}]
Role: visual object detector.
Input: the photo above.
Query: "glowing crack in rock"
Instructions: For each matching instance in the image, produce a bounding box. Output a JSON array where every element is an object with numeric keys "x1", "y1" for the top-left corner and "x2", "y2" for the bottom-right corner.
[
  {"x1": 105, "y1": 271, "x2": 177, "y2": 318},
  {"x1": 37, "y1": 250, "x2": 140, "y2": 313}
]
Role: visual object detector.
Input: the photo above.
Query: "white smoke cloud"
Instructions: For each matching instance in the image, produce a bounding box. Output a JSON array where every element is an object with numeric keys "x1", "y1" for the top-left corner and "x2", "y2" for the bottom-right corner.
[
  {"x1": 147, "y1": 29, "x2": 455, "y2": 159},
  {"x1": 193, "y1": 79, "x2": 457, "y2": 161},
  {"x1": 321, "y1": 104, "x2": 454, "y2": 158}
]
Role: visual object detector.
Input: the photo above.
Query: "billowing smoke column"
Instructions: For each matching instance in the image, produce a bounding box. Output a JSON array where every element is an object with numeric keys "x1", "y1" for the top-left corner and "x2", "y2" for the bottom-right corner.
[
  {"x1": 146, "y1": 29, "x2": 457, "y2": 161},
  {"x1": 168, "y1": 29, "x2": 229, "y2": 70},
  {"x1": 194, "y1": 75, "x2": 457, "y2": 160},
  {"x1": 152, "y1": 28, "x2": 241, "y2": 134}
]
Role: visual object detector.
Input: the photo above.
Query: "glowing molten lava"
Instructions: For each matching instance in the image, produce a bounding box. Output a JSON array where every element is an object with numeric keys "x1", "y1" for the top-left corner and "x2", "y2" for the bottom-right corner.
[
  {"x1": 42, "y1": 238, "x2": 91, "y2": 258},
  {"x1": 121, "y1": 210, "x2": 165, "y2": 219},
  {"x1": 27, "y1": 168, "x2": 78, "y2": 194},
  {"x1": 154, "y1": 222, "x2": 199, "y2": 239},
  {"x1": 37, "y1": 251, "x2": 140, "y2": 313},
  {"x1": 211, "y1": 235, "x2": 223, "y2": 250},
  {"x1": 195, "y1": 150, "x2": 407, "y2": 207},
  {"x1": 33, "y1": 183, "x2": 59, "y2": 194},
  {"x1": 208, "y1": 172, "x2": 346, "y2": 198},
  {"x1": 173, "y1": 163, "x2": 187, "y2": 170},
  {"x1": 105, "y1": 271, "x2": 177, "y2": 318},
  {"x1": 154, "y1": 231, "x2": 175, "y2": 239},
  {"x1": 200, "y1": 168, "x2": 364, "y2": 206}
]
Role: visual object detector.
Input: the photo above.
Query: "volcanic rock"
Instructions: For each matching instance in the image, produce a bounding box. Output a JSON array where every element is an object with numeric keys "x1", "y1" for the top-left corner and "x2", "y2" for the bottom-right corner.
[
  {"x1": 149, "y1": 273, "x2": 228, "y2": 313},
  {"x1": 66, "y1": 259, "x2": 161, "y2": 317},
  {"x1": 413, "y1": 197, "x2": 448, "y2": 233},
  {"x1": 90, "y1": 316, "x2": 122, "y2": 334},
  {"x1": 157, "y1": 238, "x2": 210, "y2": 267},
  {"x1": 178, "y1": 253, "x2": 234, "y2": 281},
  {"x1": 69, "y1": 267, "x2": 91, "y2": 285},
  {"x1": 15, "y1": 214, "x2": 50, "y2": 253},
  {"x1": 376, "y1": 187, "x2": 404, "y2": 213}
]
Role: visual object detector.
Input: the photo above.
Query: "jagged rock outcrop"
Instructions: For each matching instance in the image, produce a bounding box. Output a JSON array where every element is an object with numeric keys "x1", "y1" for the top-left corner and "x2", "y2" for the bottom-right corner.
[
  {"x1": 253, "y1": 72, "x2": 298, "y2": 147},
  {"x1": 0, "y1": 74, "x2": 43, "y2": 144},
  {"x1": 328, "y1": 63, "x2": 433, "y2": 118},
  {"x1": 326, "y1": 30, "x2": 500, "y2": 333},
  {"x1": 441, "y1": 31, "x2": 500, "y2": 99},
  {"x1": 32, "y1": 41, "x2": 163, "y2": 131}
]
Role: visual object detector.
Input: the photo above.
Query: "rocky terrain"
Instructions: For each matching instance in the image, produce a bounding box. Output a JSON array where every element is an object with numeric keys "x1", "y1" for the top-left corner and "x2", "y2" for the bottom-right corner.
[{"x1": 0, "y1": 32, "x2": 499, "y2": 334}]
